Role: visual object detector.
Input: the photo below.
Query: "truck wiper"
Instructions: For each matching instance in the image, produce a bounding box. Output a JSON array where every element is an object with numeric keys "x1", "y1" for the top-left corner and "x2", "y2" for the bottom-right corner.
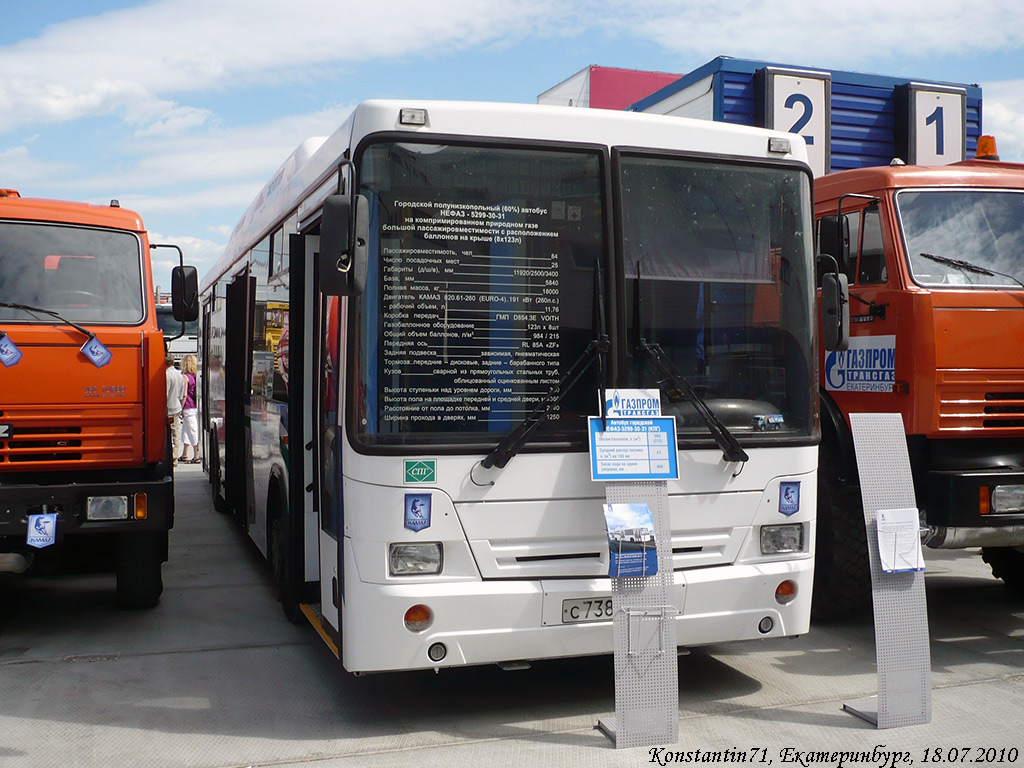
[
  {"x1": 480, "y1": 261, "x2": 610, "y2": 470},
  {"x1": 919, "y1": 252, "x2": 1024, "y2": 288},
  {"x1": 631, "y1": 263, "x2": 748, "y2": 465},
  {"x1": 0, "y1": 301, "x2": 95, "y2": 340}
]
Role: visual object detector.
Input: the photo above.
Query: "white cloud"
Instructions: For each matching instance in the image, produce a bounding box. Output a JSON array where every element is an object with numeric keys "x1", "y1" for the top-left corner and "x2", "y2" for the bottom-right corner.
[
  {"x1": 42, "y1": 105, "x2": 352, "y2": 201},
  {"x1": 981, "y1": 80, "x2": 1024, "y2": 161},
  {"x1": 0, "y1": 0, "x2": 560, "y2": 134},
  {"x1": 0, "y1": 144, "x2": 70, "y2": 186},
  {"x1": 606, "y1": 0, "x2": 1024, "y2": 67},
  {"x1": 148, "y1": 231, "x2": 226, "y2": 293}
]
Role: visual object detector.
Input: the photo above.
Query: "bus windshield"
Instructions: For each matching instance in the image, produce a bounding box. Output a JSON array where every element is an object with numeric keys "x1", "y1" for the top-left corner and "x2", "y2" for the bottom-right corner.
[
  {"x1": 352, "y1": 140, "x2": 814, "y2": 451},
  {"x1": 898, "y1": 189, "x2": 1024, "y2": 288},
  {"x1": 620, "y1": 153, "x2": 815, "y2": 438},
  {"x1": 0, "y1": 221, "x2": 144, "y2": 324}
]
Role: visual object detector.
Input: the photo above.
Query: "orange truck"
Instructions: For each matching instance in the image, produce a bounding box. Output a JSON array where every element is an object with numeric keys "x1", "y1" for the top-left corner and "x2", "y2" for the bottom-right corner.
[
  {"x1": 0, "y1": 188, "x2": 197, "y2": 608},
  {"x1": 814, "y1": 139, "x2": 1024, "y2": 613}
]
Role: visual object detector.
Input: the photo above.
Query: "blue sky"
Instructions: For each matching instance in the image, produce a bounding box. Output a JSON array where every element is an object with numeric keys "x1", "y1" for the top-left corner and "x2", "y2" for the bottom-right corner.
[{"x1": 3, "y1": 1, "x2": 1023, "y2": 291}]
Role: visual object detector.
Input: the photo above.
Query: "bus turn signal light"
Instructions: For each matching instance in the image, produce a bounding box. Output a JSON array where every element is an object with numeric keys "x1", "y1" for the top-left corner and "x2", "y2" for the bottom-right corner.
[
  {"x1": 775, "y1": 580, "x2": 798, "y2": 605},
  {"x1": 404, "y1": 604, "x2": 433, "y2": 632}
]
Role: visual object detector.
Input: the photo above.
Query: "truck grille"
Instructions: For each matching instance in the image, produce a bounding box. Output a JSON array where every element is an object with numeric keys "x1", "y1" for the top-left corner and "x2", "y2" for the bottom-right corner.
[
  {"x1": 0, "y1": 406, "x2": 141, "y2": 466},
  {"x1": 936, "y1": 371, "x2": 1024, "y2": 432}
]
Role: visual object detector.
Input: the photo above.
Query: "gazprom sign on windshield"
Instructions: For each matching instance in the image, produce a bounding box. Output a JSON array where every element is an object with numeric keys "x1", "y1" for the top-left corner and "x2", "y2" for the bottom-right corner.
[{"x1": 825, "y1": 335, "x2": 896, "y2": 393}]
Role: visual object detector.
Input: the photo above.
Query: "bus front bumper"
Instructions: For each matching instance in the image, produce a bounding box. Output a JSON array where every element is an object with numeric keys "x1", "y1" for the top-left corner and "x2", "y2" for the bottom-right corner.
[{"x1": 340, "y1": 557, "x2": 812, "y2": 674}]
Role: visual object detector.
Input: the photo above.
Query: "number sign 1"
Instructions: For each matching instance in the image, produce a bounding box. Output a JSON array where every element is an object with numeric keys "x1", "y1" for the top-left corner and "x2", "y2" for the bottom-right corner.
[
  {"x1": 897, "y1": 83, "x2": 966, "y2": 165},
  {"x1": 755, "y1": 67, "x2": 832, "y2": 177}
]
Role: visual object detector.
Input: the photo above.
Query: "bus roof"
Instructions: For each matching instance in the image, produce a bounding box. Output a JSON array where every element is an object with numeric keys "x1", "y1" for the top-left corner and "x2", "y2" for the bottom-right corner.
[{"x1": 201, "y1": 99, "x2": 812, "y2": 292}]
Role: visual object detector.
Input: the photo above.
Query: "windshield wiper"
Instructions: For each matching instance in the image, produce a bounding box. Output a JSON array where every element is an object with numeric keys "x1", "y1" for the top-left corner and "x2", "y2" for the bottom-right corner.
[
  {"x1": 631, "y1": 263, "x2": 748, "y2": 465},
  {"x1": 0, "y1": 301, "x2": 96, "y2": 341},
  {"x1": 919, "y1": 252, "x2": 1024, "y2": 288},
  {"x1": 480, "y1": 260, "x2": 610, "y2": 470}
]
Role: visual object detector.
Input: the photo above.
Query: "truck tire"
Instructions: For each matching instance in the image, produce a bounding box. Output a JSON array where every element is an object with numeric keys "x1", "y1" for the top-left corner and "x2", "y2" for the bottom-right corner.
[
  {"x1": 813, "y1": 446, "x2": 871, "y2": 618},
  {"x1": 116, "y1": 532, "x2": 165, "y2": 609},
  {"x1": 981, "y1": 547, "x2": 1024, "y2": 594}
]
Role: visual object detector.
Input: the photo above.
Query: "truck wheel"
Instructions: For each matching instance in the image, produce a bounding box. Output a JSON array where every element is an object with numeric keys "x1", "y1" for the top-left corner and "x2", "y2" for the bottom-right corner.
[
  {"x1": 813, "y1": 449, "x2": 871, "y2": 619},
  {"x1": 981, "y1": 547, "x2": 1024, "y2": 594},
  {"x1": 116, "y1": 532, "x2": 165, "y2": 609}
]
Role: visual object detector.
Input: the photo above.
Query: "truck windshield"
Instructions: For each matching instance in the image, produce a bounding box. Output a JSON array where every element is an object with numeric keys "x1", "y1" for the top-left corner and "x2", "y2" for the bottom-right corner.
[
  {"x1": 620, "y1": 153, "x2": 816, "y2": 440},
  {"x1": 897, "y1": 189, "x2": 1024, "y2": 288},
  {"x1": 0, "y1": 221, "x2": 144, "y2": 323},
  {"x1": 156, "y1": 306, "x2": 199, "y2": 337},
  {"x1": 351, "y1": 140, "x2": 815, "y2": 451}
]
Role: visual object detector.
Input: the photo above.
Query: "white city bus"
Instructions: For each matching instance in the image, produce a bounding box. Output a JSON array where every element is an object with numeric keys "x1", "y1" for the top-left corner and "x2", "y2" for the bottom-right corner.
[{"x1": 200, "y1": 100, "x2": 826, "y2": 674}]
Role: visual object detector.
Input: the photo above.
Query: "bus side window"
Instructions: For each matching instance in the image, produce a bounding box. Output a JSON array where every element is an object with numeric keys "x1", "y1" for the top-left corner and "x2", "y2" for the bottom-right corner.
[{"x1": 858, "y1": 206, "x2": 887, "y2": 284}]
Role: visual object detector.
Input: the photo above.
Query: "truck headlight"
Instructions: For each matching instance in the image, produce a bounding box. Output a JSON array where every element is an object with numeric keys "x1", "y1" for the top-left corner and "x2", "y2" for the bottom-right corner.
[
  {"x1": 760, "y1": 523, "x2": 804, "y2": 554},
  {"x1": 991, "y1": 485, "x2": 1024, "y2": 514},
  {"x1": 86, "y1": 495, "x2": 128, "y2": 520},
  {"x1": 389, "y1": 542, "x2": 443, "y2": 576}
]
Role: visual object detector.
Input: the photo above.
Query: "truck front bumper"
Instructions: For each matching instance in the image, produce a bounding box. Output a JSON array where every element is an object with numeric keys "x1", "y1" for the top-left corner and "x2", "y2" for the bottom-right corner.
[
  {"x1": 923, "y1": 467, "x2": 1024, "y2": 548},
  {"x1": 0, "y1": 473, "x2": 174, "y2": 546}
]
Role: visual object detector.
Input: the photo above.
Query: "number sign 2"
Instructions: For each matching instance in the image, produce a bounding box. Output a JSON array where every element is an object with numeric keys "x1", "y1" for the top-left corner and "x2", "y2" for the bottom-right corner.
[
  {"x1": 896, "y1": 83, "x2": 966, "y2": 165},
  {"x1": 755, "y1": 67, "x2": 832, "y2": 177}
]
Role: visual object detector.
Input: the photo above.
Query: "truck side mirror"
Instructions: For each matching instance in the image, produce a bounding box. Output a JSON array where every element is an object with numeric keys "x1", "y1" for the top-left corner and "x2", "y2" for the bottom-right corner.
[
  {"x1": 821, "y1": 270, "x2": 850, "y2": 352},
  {"x1": 171, "y1": 265, "x2": 199, "y2": 322},
  {"x1": 319, "y1": 194, "x2": 368, "y2": 296},
  {"x1": 817, "y1": 214, "x2": 850, "y2": 283}
]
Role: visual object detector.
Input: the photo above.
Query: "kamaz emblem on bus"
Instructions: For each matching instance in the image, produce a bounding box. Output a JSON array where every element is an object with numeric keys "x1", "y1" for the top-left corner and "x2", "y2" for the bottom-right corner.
[{"x1": 404, "y1": 459, "x2": 436, "y2": 484}]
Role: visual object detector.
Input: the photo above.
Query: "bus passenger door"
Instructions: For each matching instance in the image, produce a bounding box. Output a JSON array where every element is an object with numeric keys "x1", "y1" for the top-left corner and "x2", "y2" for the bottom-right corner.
[
  {"x1": 224, "y1": 272, "x2": 255, "y2": 526},
  {"x1": 318, "y1": 289, "x2": 343, "y2": 634},
  {"x1": 286, "y1": 234, "x2": 324, "y2": 608}
]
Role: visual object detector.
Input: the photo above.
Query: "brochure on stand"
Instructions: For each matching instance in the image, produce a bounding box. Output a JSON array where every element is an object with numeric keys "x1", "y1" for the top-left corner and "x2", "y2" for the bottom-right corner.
[{"x1": 603, "y1": 502, "x2": 658, "y2": 578}]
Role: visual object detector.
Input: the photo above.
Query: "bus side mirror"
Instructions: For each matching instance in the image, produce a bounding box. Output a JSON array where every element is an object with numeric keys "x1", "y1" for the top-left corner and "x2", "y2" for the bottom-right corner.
[
  {"x1": 821, "y1": 269, "x2": 849, "y2": 351},
  {"x1": 319, "y1": 194, "x2": 368, "y2": 296},
  {"x1": 171, "y1": 265, "x2": 199, "y2": 322}
]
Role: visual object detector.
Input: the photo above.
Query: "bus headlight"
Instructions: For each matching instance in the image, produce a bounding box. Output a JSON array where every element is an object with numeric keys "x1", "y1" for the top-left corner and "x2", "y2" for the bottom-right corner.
[
  {"x1": 760, "y1": 523, "x2": 804, "y2": 554},
  {"x1": 389, "y1": 542, "x2": 443, "y2": 576}
]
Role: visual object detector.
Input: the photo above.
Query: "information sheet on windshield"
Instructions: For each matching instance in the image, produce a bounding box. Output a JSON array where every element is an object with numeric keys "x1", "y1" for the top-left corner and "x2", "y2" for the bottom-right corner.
[
  {"x1": 588, "y1": 416, "x2": 679, "y2": 481},
  {"x1": 379, "y1": 201, "x2": 563, "y2": 429}
]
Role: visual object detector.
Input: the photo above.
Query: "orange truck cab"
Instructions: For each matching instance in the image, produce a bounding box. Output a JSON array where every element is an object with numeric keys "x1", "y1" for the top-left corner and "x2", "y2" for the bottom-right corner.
[
  {"x1": 0, "y1": 189, "x2": 197, "y2": 608},
  {"x1": 814, "y1": 149, "x2": 1024, "y2": 612}
]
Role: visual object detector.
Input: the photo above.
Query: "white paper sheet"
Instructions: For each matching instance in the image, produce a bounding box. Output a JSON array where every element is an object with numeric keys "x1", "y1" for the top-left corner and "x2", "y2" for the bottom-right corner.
[{"x1": 877, "y1": 507, "x2": 925, "y2": 573}]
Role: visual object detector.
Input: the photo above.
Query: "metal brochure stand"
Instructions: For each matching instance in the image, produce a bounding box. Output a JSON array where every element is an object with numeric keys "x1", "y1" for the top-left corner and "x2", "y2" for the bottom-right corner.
[
  {"x1": 843, "y1": 413, "x2": 932, "y2": 728},
  {"x1": 597, "y1": 480, "x2": 679, "y2": 748}
]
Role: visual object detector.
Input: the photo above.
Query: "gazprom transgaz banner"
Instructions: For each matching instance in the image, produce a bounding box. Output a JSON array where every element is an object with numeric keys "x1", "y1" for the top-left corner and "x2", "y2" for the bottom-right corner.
[{"x1": 824, "y1": 335, "x2": 895, "y2": 393}]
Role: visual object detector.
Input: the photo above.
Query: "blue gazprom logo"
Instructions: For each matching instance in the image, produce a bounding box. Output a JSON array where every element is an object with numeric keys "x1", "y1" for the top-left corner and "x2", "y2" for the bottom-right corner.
[
  {"x1": 825, "y1": 337, "x2": 896, "y2": 392},
  {"x1": 605, "y1": 389, "x2": 661, "y2": 417}
]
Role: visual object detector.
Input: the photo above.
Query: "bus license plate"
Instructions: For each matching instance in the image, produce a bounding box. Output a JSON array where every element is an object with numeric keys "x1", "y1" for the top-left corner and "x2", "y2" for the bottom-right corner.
[{"x1": 561, "y1": 597, "x2": 613, "y2": 624}]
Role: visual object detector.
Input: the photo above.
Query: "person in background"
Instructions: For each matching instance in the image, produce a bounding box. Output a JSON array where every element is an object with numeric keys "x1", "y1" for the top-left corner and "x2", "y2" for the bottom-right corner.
[
  {"x1": 180, "y1": 354, "x2": 200, "y2": 464},
  {"x1": 165, "y1": 354, "x2": 185, "y2": 467}
]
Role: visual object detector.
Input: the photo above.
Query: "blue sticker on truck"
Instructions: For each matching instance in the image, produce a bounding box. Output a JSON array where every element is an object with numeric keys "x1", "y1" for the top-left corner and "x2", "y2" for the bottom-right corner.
[{"x1": 824, "y1": 335, "x2": 895, "y2": 393}]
